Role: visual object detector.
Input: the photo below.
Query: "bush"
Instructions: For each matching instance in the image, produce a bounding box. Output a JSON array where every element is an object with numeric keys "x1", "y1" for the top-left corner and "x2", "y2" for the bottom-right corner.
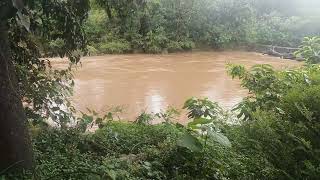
[
  {"x1": 227, "y1": 63, "x2": 320, "y2": 179},
  {"x1": 5, "y1": 109, "x2": 277, "y2": 180},
  {"x1": 98, "y1": 40, "x2": 131, "y2": 54},
  {"x1": 233, "y1": 84, "x2": 320, "y2": 179},
  {"x1": 167, "y1": 41, "x2": 183, "y2": 52},
  {"x1": 295, "y1": 36, "x2": 320, "y2": 64},
  {"x1": 46, "y1": 38, "x2": 66, "y2": 57},
  {"x1": 4, "y1": 122, "x2": 237, "y2": 179},
  {"x1": 87, "y1": 45, "x2": 99, "y2": 56},
  {"x1": 143, "y1": 27, "x2": 168, "y2": 54},
  {"x1": 282, "y1": 85, "x2": 320, "y2": 124},
  {"x1": 167, "y1": 40, "x2": 195, "y2": 53}
]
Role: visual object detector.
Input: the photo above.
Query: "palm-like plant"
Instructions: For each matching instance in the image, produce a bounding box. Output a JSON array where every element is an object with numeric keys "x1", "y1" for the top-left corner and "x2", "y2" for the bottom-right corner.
[
  {"x1": 295, "y1": 36, "x2": 320, "y2": 64},
  {"x1": 183, "y1": 97, "x2": 221, "y2": 119}
]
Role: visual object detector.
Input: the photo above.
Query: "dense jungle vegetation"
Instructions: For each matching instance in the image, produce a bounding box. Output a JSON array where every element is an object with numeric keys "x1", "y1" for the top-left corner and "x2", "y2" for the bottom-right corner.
[
  {"x1": 0, "y1": 0, "x2": 320, "y2": 179},
  {"x1": 81, "y1": 0, "x2": 320, "y2": 54}
]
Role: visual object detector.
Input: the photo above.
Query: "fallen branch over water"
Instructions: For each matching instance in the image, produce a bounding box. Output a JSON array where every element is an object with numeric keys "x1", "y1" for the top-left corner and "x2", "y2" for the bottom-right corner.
[{"x1": 248, "y1": 44, "x2": 303, "y2": 61}]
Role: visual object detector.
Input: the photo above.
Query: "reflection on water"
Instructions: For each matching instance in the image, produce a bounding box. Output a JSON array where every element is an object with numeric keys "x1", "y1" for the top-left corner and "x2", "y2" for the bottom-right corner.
[
  {"x1": 53, "y1": 51, "x2": 300, "y2": 122},
  {"x1": 146, "y1": 91, "x2": 165, "y2": 114}
]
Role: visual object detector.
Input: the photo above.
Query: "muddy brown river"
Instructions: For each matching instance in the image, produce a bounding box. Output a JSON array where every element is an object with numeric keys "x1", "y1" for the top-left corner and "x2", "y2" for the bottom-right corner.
[{"x1": 53, "y1": 51, "x2": 300, "y2": 121}]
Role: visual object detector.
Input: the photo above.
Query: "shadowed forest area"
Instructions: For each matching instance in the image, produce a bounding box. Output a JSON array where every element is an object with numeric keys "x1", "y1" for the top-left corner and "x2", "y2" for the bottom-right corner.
[{"x1": 1, "y1": 0, "x2": 320, "y2": 179}]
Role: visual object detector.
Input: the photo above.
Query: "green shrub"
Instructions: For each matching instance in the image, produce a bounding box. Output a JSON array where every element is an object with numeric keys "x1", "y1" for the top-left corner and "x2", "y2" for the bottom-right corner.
[
  {"x1": 180, "y1": 41, "x2": 195, "y2": 51},
  {"x1": 183, "y1": 97, "x2": 221, "y2": 119},
  {"x1": 45, "y1": 38, "x2": 66, "y2": 57},
  {"x1": 233, "y1": 84, "x2": 320, "y2": 179},
  {"x1": 87, "y1": 45, "x2": 99, "y2": 56},
  {"x1": 167, "y1": 40, "x2": 195, "y2": 53},
  {"x1": 282, "y1": 85, "x2": 320, "y2": 124},
  {"x1": 4, "y1": 120, "x2": 268, "y2": 179},
  {"x1": 227, "y1": 63, "x2": 320, "y2": 179},
  {"x1": 98, "y1": 40, "x2": 131, "y2": 54},
  {"x1": 143, "y1": 27, "x2": 168, "y2": 53},
  {"x1": 134, "y1": 112, "x2": 155, "y2": 125},
  {"x1": 295, "y1": 36, "x2": 320, "y2": 64},
  {"x1": 167, "y1": 41, "x2": 183, "y2": 52}
]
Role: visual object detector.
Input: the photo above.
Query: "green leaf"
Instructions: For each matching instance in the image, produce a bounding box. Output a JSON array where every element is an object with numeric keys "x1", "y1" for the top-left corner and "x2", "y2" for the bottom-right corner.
[
  {"x1": 188, "y1": 118, "x2": 213, "y2": 129},
  {"x1": 208, "y1": 130, "x2": 231, "y2": 148},
  {"x1": 106, "y1": 170, "x2": 117, "y2": 180},
  {"x1": 82, "y1": 114, "x2": 94, "y2": 124},
  {"x1": 177, "y1": 132, "x2": 203, "y2": 152},
  {"x1": 17, "y1": 11, "x2": 30, "y2": 31}
]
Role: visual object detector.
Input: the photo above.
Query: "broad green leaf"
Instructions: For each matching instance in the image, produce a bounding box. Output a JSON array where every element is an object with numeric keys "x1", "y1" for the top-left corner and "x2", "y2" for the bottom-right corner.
[
  {"x1": 208, "y1": 130, "x2": 232, "y2": 148},
  {"x1": 177, "y1": 132, "x2": 203, "y2": 152},
  {"x1": 188, "y1": 118, "x2": 213, "y2": 129}
]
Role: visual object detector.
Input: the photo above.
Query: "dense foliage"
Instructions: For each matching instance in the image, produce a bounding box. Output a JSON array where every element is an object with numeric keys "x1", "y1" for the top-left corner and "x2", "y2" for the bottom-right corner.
[
  {"x1": 85, "y1": 0, "x2": 320, "y2": 54},
  {"x1": 10, "y1": 0, "x2": 90, "y2": 126},
  {"x1": 3, "y1": 61, "x2": 320, "y2": 179},
  {"x1": 295, "y1": 36, "x2": 320, "y2": 64},
  {"x1": 227, "y1": 64, "x2": 320, "y2": 179}
]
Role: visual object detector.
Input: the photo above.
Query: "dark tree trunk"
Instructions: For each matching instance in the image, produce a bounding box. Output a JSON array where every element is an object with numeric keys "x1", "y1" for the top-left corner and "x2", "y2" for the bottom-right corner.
[
  {"x1": 105, "y1": 2, "x2": 113, "y2": 21},
  {"x1": 0, "y1": 4, "x2": 33, "y2": 171}
]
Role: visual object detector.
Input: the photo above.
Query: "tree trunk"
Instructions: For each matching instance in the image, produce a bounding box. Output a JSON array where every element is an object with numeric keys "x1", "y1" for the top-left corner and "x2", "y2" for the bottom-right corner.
[
  {"x1": 0, "y1": 19, "x2": 33, "y2": 172},
  {"x1": 105, "y1": 2, "x2": 113, "y2": 21}
]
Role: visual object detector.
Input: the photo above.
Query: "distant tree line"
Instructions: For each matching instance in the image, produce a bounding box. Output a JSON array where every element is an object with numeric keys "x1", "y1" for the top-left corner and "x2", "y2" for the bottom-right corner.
[{"x1": 77, "y1": 0, "x2": 320, "y2": 54}]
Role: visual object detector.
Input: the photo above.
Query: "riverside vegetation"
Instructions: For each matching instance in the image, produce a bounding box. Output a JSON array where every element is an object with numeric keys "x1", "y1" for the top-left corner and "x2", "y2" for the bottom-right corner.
[
  {"x1": 66, "y1": 0, "x2": 319, "y2": 54},
  {"x1": 3, "y1": 37, "x2": 320, "y2": 180},
  {"x1": 1, "y1": 0, "x2": 320, "y2": 179}
]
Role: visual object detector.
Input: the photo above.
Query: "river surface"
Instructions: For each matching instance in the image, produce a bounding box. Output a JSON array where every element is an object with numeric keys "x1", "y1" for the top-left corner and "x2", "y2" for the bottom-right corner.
[{"x1": 53, "y1": 51, "x2": 300, "y2": 121}]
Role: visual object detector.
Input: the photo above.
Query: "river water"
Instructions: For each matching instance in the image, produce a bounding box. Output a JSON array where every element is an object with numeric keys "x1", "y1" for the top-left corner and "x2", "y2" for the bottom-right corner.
[{"x1": 53, "y1": 51, "x2": 300, "y2": 121}]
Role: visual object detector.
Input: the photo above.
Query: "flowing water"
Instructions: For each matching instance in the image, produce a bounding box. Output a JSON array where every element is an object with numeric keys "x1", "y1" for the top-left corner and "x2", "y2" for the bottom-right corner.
[{"x1": 53, "y1": 51, "x2": 300, "y2": 121}]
